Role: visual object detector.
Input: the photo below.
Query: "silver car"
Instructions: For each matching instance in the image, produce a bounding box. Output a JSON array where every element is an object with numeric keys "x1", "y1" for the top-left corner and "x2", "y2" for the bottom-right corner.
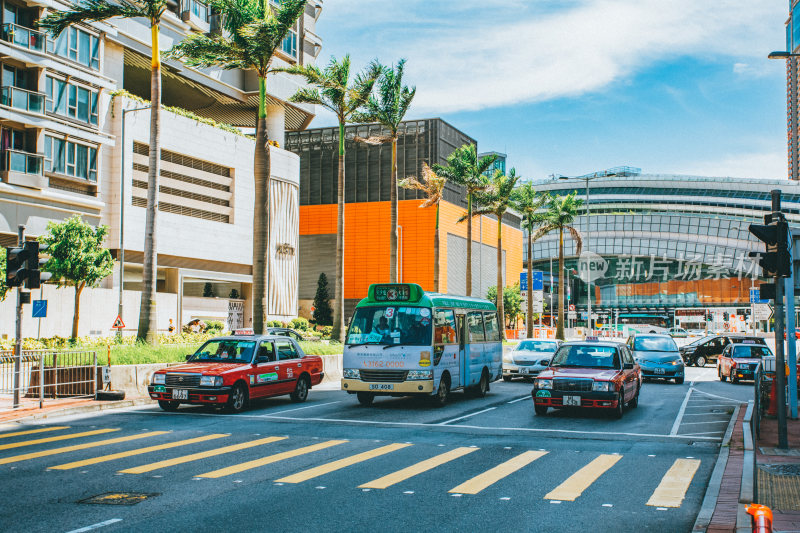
[{"x1": 502, "y1": 339, "x2": 561, "y2": 381}]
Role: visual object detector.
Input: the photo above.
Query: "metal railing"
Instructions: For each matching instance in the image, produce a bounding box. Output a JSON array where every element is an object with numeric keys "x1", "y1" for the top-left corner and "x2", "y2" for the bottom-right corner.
[
  {"x1": 754, "y1": 362, "x2": 763, "y2": 439},
  {"x1": 2, "y1": 149, "x2": 43, "y2": 175},
  {"x1": 0, "y1": 85, "x2": 45, "y2": 114},
  {"x1": 0, "y1": 350, "x2": 98, "y2": 411},
  {"x1": 0, "y1": 23, "x2": 46, "y2": 52}
]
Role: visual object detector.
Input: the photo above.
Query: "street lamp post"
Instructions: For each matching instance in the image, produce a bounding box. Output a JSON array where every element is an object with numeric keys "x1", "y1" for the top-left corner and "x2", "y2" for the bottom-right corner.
[{"x1": 117, "y1": 105, "x2": 151, "y2": 339}]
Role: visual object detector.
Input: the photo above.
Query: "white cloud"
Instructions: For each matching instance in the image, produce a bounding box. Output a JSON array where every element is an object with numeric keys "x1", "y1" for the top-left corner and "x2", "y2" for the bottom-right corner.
[{"x1": 319, "y1": 0, "x2": 786, "y2": 113}]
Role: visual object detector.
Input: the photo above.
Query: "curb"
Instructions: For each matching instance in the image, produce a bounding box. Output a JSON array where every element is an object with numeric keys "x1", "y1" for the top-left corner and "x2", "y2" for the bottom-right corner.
[
  {"x1": 6, "y1": 398, "x2": 152, "y2": 423},
  {"x1": 693, "y1": 403, "x2": 742, "y2": 531}
]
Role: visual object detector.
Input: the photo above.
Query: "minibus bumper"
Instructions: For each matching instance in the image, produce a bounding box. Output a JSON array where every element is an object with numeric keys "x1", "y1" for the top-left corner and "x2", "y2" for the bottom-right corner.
[{"x1": 341, "y1": 379, "x2": 435, "y2": 394}]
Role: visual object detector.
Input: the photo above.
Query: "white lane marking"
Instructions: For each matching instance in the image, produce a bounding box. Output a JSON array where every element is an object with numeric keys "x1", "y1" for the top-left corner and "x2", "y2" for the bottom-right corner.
[
  {"x1": 678, "y1": 421, "x2": 730, "y2": 425},
  {"x1": 602, "y1": 504, "x2": 613, "y2": 507},
  {"x1": 689, "y1": 389, "x2": 743, "y2": 402},
  {"x1": 680, "y1": 431, "x2": 725, "y2": 436},
  {"x1": 437, "y1": 407, "x2": 497, "y2": 425},
  {"x1": 257, "y1": 401, "x2": 342, "y2": 416},
  {"x1": 681, "y1": 412, "x2": 732, "y2": 416},
  {"x1": 670, "y1": 388, "x2": 693, "y2": 436},
  {"x1": 506, "y1": 396, "x2": 530, "y2": 404},
  {"x1": 65, "y1": 519, "x2": 123, "y2": 533}
]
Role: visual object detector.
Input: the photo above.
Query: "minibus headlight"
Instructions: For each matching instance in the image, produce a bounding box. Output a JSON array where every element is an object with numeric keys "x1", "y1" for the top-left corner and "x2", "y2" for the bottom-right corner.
[
  {"x1": 343, "y1": 369, "x2": 360, "y2": 379},
  {"x1": 407, "y1": 370, "x2": 433, "y2": 380}
]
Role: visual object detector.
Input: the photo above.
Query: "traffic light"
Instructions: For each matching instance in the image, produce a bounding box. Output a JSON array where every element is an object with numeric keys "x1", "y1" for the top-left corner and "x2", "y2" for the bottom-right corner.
[
  {"x1": 723, "y1": 312, "x2": 729, "y2": 321},
  {"x1": 5, "y1": 245, "x2": 26, "y2": 287},
  {"x1": 706, "y1": 312, "x2": 713, "y2": 322},
  {"x1": 23, "y1": 241, "x2": 50, "y2": 290},
  {"x1": 749, "y1": 215, "x2": 791, "y2": 277},
  {"x1": 760, "y1": 283, "x2": 776, "y2": 300}
]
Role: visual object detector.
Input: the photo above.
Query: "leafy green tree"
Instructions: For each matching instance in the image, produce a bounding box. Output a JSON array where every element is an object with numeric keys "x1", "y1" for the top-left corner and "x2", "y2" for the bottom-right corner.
[
  {"x1": 511, "y1": 182, "x2": 550, "y2": 337},
  {"x1": 39, "y1": 215, "x2": 114, "y2": 339},
  {"x1": 532, "y1": 192, "x2": 583, "y2": 340},
  {"x1": 280, "y1": 56, "x2": 381, "y2": 341},
  {"x1": 168, "y1": 0, "x2": 306, "y2": 335},
  {"x1": 399, "y1": 163, "x2": 447, "y2": 293},
  {"x1": 312, "y1": 273, "x2": 333, "y2": 327},
  {"x1": 467, "y1": 169, "x2": 522, "y2": 339},
  {"x1": 0, "y1": 247, "x2": 8, "y2": 302},
  {"x1": 487, "y1": 282, "x2": 522, "y2": 329},
  {"x1": 41, "y1": 0, "x2": 167, "y2": 344},
  {"x1": 353, "y1": 60, "x2": 416, "y2": 283},
  {"x1": 433, "y1": 144, "x2": 496, "y2": 296}
]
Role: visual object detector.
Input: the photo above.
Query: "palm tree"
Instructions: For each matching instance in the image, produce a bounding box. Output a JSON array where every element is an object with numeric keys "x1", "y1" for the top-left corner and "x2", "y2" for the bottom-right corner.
[
  {"x1": 40, "y1": 0, "x2": 168, "y2": 343},
  {"x1": 466, "y1": 169, "x2": 521, "y2": 339},
  {"x1": 399, "y1": 163, "x2": 447, "y2": 293},
  {"x1": 167, "y1": 0, "x2": 306, "y2": 334},
  {"x1": 511, "y1": 182, "x2": 550, "y2": 337},
  {"x1": 433, "y1": 144, "x2": 496, "y2": 296},
  {"x1": 532, "y1": 192, "x2": 583, "y2": 340},
  {"x1": 353, "y1": 60, "x2": 415, "y2": 283},
  {"x1": 278, "y1": 56, "x2": 382, "y2": 342}
]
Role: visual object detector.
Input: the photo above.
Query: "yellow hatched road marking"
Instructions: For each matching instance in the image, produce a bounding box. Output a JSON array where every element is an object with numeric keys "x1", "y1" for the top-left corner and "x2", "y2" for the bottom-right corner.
[
  {"x1": 120, "y1": 436, "x2": 288, "y2": 474},
  {"x1": 49, "y1": 434, "x2": 229, "y2": 470},
  {"x1": 544, "y1": 454, "x2": 622, "y2": 501},
  {"x1": 0, "y1": 426, "x2": 70, "y2": 439},
  {"x1": 0, "y1": 432, "x2": 168, "y2": 465},
  {"x1": 360, "y1": 447, "x2": 479, "y2": 490},
  {"x1": 646, "y1": 458, "x2": 701, "y2": 508},
  {"x1": 0, "y1": 428, "x2": 118, "y2": 451},
  {"x1": 276, "y1": 443, "x2": 413, "y2": 484},
  {"x1": 449, "y1": 450, "x2": 548, "y2": 495},
  {"x1": 198, "y1": 440, "x2": 348, "y2": 479}
]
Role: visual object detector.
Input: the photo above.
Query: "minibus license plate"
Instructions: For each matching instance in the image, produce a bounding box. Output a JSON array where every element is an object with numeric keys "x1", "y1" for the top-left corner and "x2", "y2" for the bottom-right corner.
[
  {"x1": 563, "y1": 395, "x2": 581, "y2": 406},
  {"x1": 369, "y1": 384, "x2": 393, "y2": 391},
  {"x1": 172, "y1": 389, "x2": 188, "y2": 400}
]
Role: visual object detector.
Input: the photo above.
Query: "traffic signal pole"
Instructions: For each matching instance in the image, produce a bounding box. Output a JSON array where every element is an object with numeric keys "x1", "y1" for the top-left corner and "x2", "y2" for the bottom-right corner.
[
  {"x1": 13, "y1": 225, "x2": 24, "y2": 409},
  {"x1": 772, "y1": 191, "x2": 789, "y2": 448}
]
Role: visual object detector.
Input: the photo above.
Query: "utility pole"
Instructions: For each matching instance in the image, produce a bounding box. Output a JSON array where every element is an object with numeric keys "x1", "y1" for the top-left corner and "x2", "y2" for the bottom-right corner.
[{"x1": 13, "y1": 225, "x2": 24, "y2": 409}]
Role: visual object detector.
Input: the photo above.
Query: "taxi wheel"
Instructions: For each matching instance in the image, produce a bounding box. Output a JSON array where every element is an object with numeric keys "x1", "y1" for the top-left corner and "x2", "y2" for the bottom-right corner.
[
  {"x1": 357, "y1": 392, "x2": 374, "y2": 406},
  {"x1": 502, "y1": 376, "x2": 513, "y2": 382},
  {"x1": 290, "y1": 377, "x2": 309, "y2": 403},
  {"x1": 629, "y1": 385, "x2": 639, "y2": 408},
  {"x1": 158, "y1": 400, "x2": 180, "y2": 412},
  {"x1": 719, "y1": 367, "x2": 727, "y2": 382},
  {"x1": 432, "y1": 376, "x2": 450, "y2": 407},
  {"x1": 612, "y1": 392, "x2": 624, "y2": 419},
  {"x1": 695, "y1": 355, "x2": 707, "y2": 367},
  {"x1": 225, "y1": 383, "x2": 248, "y2": 413},
  {"x1": 731, "y1": 374, "x2": 739, "y2": 385},
  {"x1": 534, "y1": 404, "x2": 548, "y2": 416}
]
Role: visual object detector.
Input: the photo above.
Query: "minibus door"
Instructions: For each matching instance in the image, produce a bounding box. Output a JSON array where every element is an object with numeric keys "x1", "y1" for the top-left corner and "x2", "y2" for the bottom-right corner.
[{"x1": 457, "y1": 314, "x2": 467, "y2": 389}]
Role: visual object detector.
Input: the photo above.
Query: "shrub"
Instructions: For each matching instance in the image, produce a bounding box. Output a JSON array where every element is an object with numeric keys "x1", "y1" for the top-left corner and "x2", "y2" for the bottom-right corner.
[
  {"x1": 321, "y1": 326, "x2": 333, "y2": 339},
  {"x1": 290, "y1": 317, "x2": 309, "y2": 331},
  {"x1": 205, "y1": 320, "x2": 225, "y2": 332}
]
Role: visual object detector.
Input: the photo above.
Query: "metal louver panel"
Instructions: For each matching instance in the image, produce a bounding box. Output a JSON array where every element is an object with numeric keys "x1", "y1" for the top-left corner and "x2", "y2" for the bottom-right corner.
[{"x1": 268, "y1": 177, "x2": 299, "y2": 318}]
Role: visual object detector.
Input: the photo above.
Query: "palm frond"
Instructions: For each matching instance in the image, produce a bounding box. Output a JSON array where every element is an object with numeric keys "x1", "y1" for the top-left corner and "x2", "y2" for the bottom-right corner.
[
  {"x1": 39, "y1": 0, "x2": 148, "y2": 36},
  {"x1": 566, "y1": 224, "x2": 583, "y2": 256},
  {"x1": 166, "y1": 33, "x2": 246, "y2": 69},
  {"x1": 532, "y1": 223, "x2": 558, "y2": 242},
  {"x1": 287, "y1": 87, "x2": 326, "y2": 107}
]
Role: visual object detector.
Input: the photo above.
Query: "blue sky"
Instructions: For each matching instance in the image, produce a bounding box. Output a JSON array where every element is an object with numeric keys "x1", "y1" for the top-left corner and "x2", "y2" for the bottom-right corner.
[{"x1": 313, "y1": 0, "x2": 789, "y2": 180}]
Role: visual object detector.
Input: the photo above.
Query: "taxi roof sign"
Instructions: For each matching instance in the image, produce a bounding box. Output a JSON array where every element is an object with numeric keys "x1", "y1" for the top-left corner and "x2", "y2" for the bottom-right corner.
[{"x1": 234, "y1": 329, "x2": 254, "y2": 335}]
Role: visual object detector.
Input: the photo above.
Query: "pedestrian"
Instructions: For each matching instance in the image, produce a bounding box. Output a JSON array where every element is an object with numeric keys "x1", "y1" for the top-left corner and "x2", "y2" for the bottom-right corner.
[{"x1": 168, "y1": 319, "x2": 175, "y2": 334}]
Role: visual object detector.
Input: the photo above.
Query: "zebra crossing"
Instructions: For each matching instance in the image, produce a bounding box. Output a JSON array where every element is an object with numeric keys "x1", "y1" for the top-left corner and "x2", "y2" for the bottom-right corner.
[{"x1": 0, "y1": 425, "x2": 702, "y2": 509}]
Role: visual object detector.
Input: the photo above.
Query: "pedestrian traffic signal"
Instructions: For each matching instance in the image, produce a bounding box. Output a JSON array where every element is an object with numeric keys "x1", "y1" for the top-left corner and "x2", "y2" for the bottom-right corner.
[
  {"x1": 759, "y1": 283, "x2": 776, "y2": 300},
  {"x1": 749, "y1": 216, "x2": 791, "y2": 277},
  {"x1": 4, "y1": 242, "x2": 50, "y2": 290}
]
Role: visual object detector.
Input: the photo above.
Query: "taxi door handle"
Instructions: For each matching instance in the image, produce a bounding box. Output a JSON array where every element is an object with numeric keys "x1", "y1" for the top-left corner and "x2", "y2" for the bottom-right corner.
[{"x1": 297, "y1": 363, "x2": 302, "y2": 367}]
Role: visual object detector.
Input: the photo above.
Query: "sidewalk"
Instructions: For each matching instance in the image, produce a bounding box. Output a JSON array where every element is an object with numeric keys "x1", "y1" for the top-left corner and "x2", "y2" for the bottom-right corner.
[{"x1": 756, "y1": 415, "x2": 800, "y2": 532}]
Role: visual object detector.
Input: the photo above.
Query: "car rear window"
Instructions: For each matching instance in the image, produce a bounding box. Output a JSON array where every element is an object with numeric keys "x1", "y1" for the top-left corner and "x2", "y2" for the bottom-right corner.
[
  {"x1": 551, "y1": 345, "x2": 620, "y2": 369},
  {"x1": 633, "y1": 336, "x2": 678, "y2": 352},
  {"x1": 517, "y1": 340, "x2": 558, "y2": 352},
  {"x1": 732, "y1": 345, "x2": 772, "y2": 359}
]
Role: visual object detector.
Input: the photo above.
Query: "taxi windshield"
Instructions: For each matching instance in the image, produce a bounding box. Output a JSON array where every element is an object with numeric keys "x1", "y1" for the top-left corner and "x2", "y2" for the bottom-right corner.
[
  {"x1": 191, "y1": 340, "x2": 256, "y2": 363},
  {"x1": 346, "y1": 306, "x2": 432, "y2": 346},
  {"x1": 551, "y1": 345, "x2": 621, "y2": 369},
  {"x1": 633, "y1": 336, "x2": 678, "y2": 352},
  {"x1": 732, "y1": 345, "x2": 772, "y2": 359},
  {"x1": 517, "y1": 340, "x2": 558, "y2": 353}
]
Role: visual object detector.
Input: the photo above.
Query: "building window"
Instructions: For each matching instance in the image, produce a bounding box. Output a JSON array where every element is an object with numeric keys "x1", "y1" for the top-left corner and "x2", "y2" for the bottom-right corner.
[
  {"x1": 281, "y1": 28, "x2": 297, "y2": 58},
  {"x1": 51, "y1": 27, "x2": 100, "y2": 70},
  {"x1": 45, "y1": 76, "x2": 98, "y2": 125},
  {"x1": 186, "y1": 0, "x2": 208, "y2": 21},
  {"x1": 44, "y1": 134, "x2": 97, "y2": 181}
]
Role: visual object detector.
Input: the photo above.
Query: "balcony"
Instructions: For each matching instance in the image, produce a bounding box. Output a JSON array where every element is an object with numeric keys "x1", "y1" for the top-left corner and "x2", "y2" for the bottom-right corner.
[
  {"x1": 180, "y1": 0, "x2": 210, "y2": 33},
  {"x1": 0, "y1": 86, "x2": 45, "y2": 115},
  {"x1": 0, "y1": 23, "x2": 46, "y2": 53},
  {"x1": 1, "y1": 149, "x2": 45, "y2": 189}
]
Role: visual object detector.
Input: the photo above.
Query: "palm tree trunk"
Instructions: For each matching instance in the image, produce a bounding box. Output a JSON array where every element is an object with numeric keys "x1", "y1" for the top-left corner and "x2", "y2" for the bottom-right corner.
[
  {"x1": 465, "y1": 192, "x2": 472, "y2": 296},
  {"x1": 332, "y1": 121, "x2": 346, "y2": 341},
  {"x1": 496, "y1": 215, "x2": 505, "y2": 340},
  {"x1": 433, "y1": 203, "x2": 440, "y2": 293},
  {"x1": 137, "y1": 22, "x2": 161, "y2": 345},
  {"x1": 252, "y1": 76, "x2": 270, "y2": 334},
  {"x1": 526, "y1": 228, "x2": 533, "y2": 337},
  {"x1": 71, "y1": 282, "x2": 85, "y2": 339},
  {"x1": 556, "y1": 226, "x2": 565, "y2": 340},
  {"x1": 389, "y1": 135, "x2": 398, "y2": 283}
]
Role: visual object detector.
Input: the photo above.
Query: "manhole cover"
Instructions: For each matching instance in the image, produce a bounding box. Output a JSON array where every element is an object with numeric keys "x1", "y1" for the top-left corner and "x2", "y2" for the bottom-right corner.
[
  {"x1": 759, "y1": 464, "x2": 800, "y2": 477},
  {"x1": 79, "y1": 492, "x2": 159, "y2": 505}
]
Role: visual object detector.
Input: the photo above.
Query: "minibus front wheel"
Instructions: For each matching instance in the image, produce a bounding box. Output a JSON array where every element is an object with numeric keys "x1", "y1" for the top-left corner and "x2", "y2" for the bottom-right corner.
[{"x1": 357, "y1": 392, "x2": 375, "y2": 406}]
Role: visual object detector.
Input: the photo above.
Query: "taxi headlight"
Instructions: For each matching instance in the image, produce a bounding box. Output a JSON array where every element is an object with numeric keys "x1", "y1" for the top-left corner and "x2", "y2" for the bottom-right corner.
[
  {"x1": 200, "y1": 376, "x2": 223, "y2": 387},
  {"x1": 407, "y1": 370, "x2": 433, "y2": 380},
  {"x1": 152, "y1": 373, "x2": 165, "y2": 385},
  {"x1": 535, "y1": 379, "x2": 552, "y2": 390},
  {"x1": 592, "y1": 381, "x2": 613, "y2": 392},
  {"x1": 343, "y1": 368, "x2": 360, "y2": 379}
]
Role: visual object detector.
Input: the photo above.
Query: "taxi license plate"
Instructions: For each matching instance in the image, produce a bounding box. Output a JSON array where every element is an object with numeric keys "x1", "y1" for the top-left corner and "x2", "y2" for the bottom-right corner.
[
  {"x1": 563, "y1": 395, "x2": 581, "y2": 406},
  {"x1": 369, "y1": 384, "x2": 393, "y2": 391},
  {"x1": 519, "y1": 367, "x2": 530, "y2": 374},
  {"x1": 654, "y1": 368, "x2": 665, "y2": 375},
  {"x1": 172, "y1": 388, "x2": 188, "y2": 400}
]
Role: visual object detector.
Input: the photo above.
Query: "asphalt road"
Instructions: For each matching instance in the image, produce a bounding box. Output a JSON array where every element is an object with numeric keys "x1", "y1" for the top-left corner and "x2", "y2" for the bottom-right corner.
[{"x1": 0, "y1": 366, "x2": 754, "y2": 533}]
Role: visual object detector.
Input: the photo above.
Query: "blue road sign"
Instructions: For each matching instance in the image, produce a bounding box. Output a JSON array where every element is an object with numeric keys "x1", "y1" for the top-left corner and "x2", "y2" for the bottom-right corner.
[
  {"x1": 32, "y1": 300, "x2": 47, "y2": 318},
  {"x1": 520, "y1": 272, "x2": 527, "y2": 291},
  {"x1": 532, "y1": 271, "x2": 543, "y2": 291},
  {"x1": 750, "y1": 288, "x2": 769, "y2": 304}
]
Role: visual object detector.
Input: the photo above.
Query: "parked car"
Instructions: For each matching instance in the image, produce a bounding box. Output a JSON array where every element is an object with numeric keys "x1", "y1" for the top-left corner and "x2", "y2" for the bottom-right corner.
[
  {"x1": 627, "y1": 333, "x2": 684, "y2": 384},
  {"x1": 502, "y1": 339, "x2": 561, "y2": 381},
  {"x1": 717, "y1": 342, "x2": 774, "y2": 383},
  {"x1": 149, "y1": 334, "x2": 324, "y2": 413},
  {"x1": 679, "y1": 335, "x2": 767, "y2": 367},
  {"x1": 531, "y1": 339, "x2": 641, "y2": 419},
  {"x1": 667, "y1": 327, "x2": 688, "y2": 338}
]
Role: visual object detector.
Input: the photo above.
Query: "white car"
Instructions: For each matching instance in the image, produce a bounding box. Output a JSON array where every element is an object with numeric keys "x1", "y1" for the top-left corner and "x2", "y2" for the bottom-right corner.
[{"x1": 502, "y1": 339, "x2": 561, "y2": 381}]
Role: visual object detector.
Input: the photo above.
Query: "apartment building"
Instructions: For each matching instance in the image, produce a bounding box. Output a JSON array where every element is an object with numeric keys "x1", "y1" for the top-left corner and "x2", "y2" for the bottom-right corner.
[{"x1": 0, "y1": 0, "x2": 323, "y2": 338}]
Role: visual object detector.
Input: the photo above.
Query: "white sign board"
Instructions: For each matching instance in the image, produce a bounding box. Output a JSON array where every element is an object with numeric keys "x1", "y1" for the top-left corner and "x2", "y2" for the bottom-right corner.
[
  {"x1": 521, "y1": 290, "x2": 544, "y2": 313},
  {"x1": 753, "y1": 303, "x2": 773, "y2": 322},
  {"x1": 102, "y1": 366, "x2": 111, "y2": 384}
]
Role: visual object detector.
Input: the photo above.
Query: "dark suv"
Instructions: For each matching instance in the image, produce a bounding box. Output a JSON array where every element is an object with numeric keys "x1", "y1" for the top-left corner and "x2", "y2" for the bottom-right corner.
[{"x1": 679, "y1": 335, "x2": 767, "y2": 367}]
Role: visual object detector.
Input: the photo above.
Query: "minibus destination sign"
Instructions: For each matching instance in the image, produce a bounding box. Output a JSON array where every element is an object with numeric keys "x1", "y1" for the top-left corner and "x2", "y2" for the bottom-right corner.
[{"x1": 373, "y1": 284, "x2": 411, "y2": 302}]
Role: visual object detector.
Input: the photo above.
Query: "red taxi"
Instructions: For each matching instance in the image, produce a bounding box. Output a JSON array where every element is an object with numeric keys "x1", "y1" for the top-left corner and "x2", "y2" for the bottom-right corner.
[
  {"x1": 148, "y1": 335, "x2": 324, "y2": 413},
  {"x1": 532, "y1": 340, "x2": 641, "y2": 419},
  {"x1": 717, "y1": 341, "x2": 773, "y2": 383}
]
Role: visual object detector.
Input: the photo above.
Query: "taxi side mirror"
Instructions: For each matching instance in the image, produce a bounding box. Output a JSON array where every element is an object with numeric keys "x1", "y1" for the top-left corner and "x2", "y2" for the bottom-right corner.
[
  {"x1": 623, "y1": 362, "x2": 634, "y2": 369},
  {"x1": 185, "y1": 354, "x2": 193, "y2": 361}
]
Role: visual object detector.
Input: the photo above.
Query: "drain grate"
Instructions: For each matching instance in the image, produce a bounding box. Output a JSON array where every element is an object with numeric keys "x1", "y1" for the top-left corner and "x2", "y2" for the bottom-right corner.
[{"x1": 79, "y1": 493, "x2": 159, "y2": 506}]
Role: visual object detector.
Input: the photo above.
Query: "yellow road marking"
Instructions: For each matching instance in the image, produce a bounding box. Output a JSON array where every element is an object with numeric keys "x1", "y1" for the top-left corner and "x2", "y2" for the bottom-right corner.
[
  {"x1": 360, "y1": 447, "x2": 479, "y2": 490},
  {"x1": 0, "y1": 432, "x2": 168, "y2": 465},
  {"x1": 646, "y1": 458, "x2": 701, "y2": 508},
  {"x1": 276, "y1": 443, "x2": 412, "y2": 484},
  {"x1": 544, "y1": 454, "x2": 622, "y2": 501},
  {"x1": 198, "y1": 440, "x2": 348, "y2": 479},
  {"x1": 0, "y1": 428, "x2": 118, "y2": 451},
  {"x1": 49, "y1": 434, "x2": 228, "y2": 470},
  {"x1": 120, "y1": 436, "x2": 288, "y2": 474},
  {"x1": 449, "y1": 450, "x2": 548, "y2": 495},
  {"x1": 0, "y1": 426, "x2": 70, "y2": 439}
]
